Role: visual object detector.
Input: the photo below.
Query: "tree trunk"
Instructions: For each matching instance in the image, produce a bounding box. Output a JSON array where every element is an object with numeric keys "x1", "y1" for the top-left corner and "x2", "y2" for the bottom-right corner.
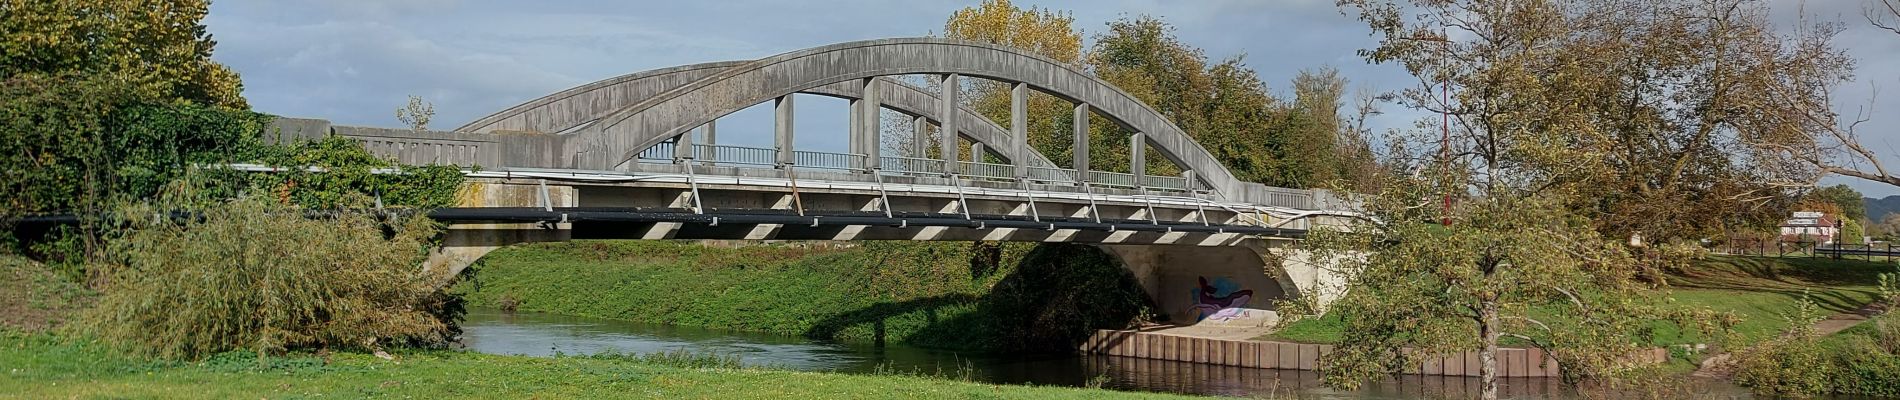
[{"x1": 1479, "y1": 300, "x2": 1500, "y2": 400}]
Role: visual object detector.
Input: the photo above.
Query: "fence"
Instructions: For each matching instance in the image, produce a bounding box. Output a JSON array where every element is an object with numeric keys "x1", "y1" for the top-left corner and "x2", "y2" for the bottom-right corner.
[{"x1": 1716, "y1": 239, "x2": 1900, "y2": 261}]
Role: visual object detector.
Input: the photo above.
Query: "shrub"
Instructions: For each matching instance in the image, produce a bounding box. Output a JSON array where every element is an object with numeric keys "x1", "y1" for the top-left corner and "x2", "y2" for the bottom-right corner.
[
  {"x1": 78, "y1": 196, "x2": 453, "y2": 360},
  {"x1": 1733, "y1": 333, "x2": 1835, "y2": 397}
]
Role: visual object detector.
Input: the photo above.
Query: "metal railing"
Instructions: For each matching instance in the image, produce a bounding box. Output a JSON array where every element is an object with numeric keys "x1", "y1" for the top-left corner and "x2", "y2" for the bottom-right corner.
[
  {"x1": 693, "y1": 144, "x2": 777, "y2": 166},
  {"x1": 793, "y1": 150, "x2": 866, "y2": 171},
  {"x1": 880, "y1": 156, "x2": 945, "y2": 175},
  {"x1": 1142, "y1": 175, "x2": 1192, "y2": 191},
  {"x1": 1087, "y1": 170, "x2": 1140, "y2": 188},
  {"x1": 1025, "y1": 166, "x2": 1078, "y2": 184},
  {"x1": 957, "y1": 161, "x2": 1016, "y2": 181}
]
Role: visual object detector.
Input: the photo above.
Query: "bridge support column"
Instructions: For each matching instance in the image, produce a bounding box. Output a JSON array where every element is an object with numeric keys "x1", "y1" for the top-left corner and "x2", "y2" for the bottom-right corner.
[
  {"x1": 911, "y1": 115, "x2": 929, "y2": 158},
  {"x1": 775, "y1": 95, "x2": 795, "y2": 166},
  {"x1": 702, "y1": 121, "x2": 717, "y2": 165},
  {"x1": 422, "y1": 182, "x2": 578, "y2": 286},
  {"x1": 938, "y1": 74, "x2": 959, "y2": 165},
  {"x1": 1073, "y1": 102, "x2": 1090, "y2": 176},
  {"x1": 1130, "y1": 132, "x2": 1146, "y2": 178},
  {"x1": 859, "y1": 78, "x2": 881, "y2": 169},
  {"x1": 970, "y1": 143, "x2": 984, "y2": 162},
  {"x1": 1011, "y1": 82, "x2": 1028, "y2": 178},
  {"x1": 674, "y1": 125, "x2": 694, "y2": 162}
]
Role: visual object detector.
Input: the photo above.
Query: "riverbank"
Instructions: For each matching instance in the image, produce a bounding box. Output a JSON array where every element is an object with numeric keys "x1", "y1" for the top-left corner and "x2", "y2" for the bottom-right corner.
[
  {"x1": 0, "y1": 332, "x2": 1198, "y2": 399},
  {"x1": 453, "y1": 240, "x2": 1155, "y2": 353},
  {"x1": 1265, "y1": 255, "x2": 1895, "y2": 346}
]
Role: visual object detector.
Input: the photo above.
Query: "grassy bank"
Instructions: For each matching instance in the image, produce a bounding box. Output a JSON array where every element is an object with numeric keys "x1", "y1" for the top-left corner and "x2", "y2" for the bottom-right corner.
[
  {"x1": 0, "y1": 333, "x2": 1192, "y2": 399},
  {"x1": 1265, "y1": 255, "x2": 1893, "y2": 345},
  {"x1": 452, "y1": 240, "x2": 1154, "y2": 353}
]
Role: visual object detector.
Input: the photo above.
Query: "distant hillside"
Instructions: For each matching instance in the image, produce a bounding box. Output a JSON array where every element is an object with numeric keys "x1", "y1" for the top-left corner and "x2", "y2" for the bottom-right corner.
[{"x1": 1865, "y1": 195, "x2": 1900, "y2": 222}]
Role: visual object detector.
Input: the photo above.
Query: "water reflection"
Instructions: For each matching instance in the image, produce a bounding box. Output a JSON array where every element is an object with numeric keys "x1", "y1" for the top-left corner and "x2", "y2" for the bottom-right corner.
[{"x1": 460, "y1": 308, "x2": 1750, "y2": 399}]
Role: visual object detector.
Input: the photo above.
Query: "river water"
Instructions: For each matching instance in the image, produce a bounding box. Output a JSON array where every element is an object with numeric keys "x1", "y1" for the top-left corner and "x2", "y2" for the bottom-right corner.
[{"x1": 459, "y1": 308, "x2": 1752, "y2": 399}]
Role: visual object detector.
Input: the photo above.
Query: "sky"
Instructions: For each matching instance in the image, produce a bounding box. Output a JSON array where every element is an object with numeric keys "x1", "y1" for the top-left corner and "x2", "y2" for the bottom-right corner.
[{"x1": 203, "y1": 0, "x2": 1900, "y2": 196}]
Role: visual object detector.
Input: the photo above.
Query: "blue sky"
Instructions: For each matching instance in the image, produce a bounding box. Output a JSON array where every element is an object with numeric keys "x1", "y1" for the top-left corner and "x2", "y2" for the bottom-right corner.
[{"x1": 204, "y1": 0, "x2": 1900, "y2": 196}]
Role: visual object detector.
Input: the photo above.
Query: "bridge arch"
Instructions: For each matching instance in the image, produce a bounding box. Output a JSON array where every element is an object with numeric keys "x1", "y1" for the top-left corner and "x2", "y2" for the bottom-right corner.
[
  {"x1": 558, "y1": 38, "x2": 1249, "y2": 199},
  {"x1": 459, "y1": 63, "x2": 1059, "y2": 168}
]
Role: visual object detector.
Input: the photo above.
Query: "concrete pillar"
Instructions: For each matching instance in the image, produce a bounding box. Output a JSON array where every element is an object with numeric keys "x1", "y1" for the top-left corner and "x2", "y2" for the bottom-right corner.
[
  {"x1": 775, "y1": 95, "x2": 794, "y2": 166},
  {"x1": 938, "y1": 74, "x2": 959, "y2": 165},
  {"x1": 1182, "y1": 169, "x2": 1196, "y2": 191},
  {"x1": 1073, "y1": 103, "x2": 1090, "y2": 175},
  {"x1": 911, "y1": 115, "x2": 928, "y2": 158},
  {"x1": 848, "y1": 98, "x2": 861, "y2": 157},
  {"x1": 861, "y1": 78, "x2": 881, "y2": 169},
  {"x1": 674, "y1": 126, "x2": 694, "y2": 162},
  {"x1": 971, "y1": 142, "x2": 985, "y2": 163},
  {"x1": 702, "y1": 120, "x2": 717, "y2": 165},
  {"x1": 1131, "y1": 132, "x2": 1146, "y2": 180},
  {"x1": 1011, "y1": 82, "x2": 1028, "y2": 178}
]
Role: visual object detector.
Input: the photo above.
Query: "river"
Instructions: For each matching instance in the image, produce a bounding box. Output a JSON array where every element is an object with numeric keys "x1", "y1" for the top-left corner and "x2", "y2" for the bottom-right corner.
[{"x1": 459, "y1": 308, "x2": 1752, "y2": 399}]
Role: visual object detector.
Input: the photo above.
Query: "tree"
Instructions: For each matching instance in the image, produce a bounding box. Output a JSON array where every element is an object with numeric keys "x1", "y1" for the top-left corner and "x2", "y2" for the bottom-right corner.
[
  {"x1": 1318, "y1": 0, "x2": 1770, "y2": 397},
  {"x1": 0, "y1": 0, "x2": 247, "y2": 108},
  {"x1": 396, "y1": 95, "x2": 434, "y2": 132},
  {"x1": 1871, "y1": 0, "x2": 1899, "y2": 36},
  {"x1": 1804, "y1": 184, "x2": 1867, "y2": 222},
  {"x1": 942, "y1": 0, "x2": 1083, "y2": 165},
  {"x1": 1343, "y1": 0, "x2": 1847, "y2": 244},
  {"x1": 1816, "y1": 1, "x2": 1900, "y2": 189}
]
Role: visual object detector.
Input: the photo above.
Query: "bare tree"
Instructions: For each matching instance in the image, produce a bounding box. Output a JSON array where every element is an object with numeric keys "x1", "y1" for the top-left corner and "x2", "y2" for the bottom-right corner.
[{"x1": 395, "y1": 95, "x2": 434, "y2": 132}]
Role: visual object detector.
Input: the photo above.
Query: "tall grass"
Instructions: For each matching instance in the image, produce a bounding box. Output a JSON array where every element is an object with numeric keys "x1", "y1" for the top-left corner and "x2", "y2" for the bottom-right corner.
[{"x1": 78, "y1": 196, "x2": 455, "y2": 360}]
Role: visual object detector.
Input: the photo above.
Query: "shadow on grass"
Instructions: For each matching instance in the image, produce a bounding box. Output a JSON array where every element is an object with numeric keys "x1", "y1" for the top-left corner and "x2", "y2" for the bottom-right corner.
[
  {"x1": 1672, "y1": 255, "x2": 1891, "y2": 313},
  {"x1": 800, "y1": 244, "x2": 1157, "y2": 354}
]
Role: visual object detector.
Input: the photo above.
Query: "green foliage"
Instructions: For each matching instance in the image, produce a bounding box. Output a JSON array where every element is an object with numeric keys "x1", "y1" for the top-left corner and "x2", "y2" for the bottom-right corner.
[
  {"x1": 1808, "y1": 184, "x2": 1868, "y2": 222},
  {"x1": 453, "y1": 241, "x2": 1155, "y2": 353},
  {"x1": 1734, "y1": 311, "x2": 1900, "y2": 397},
  {"x1": 0, "y1": 0, "x2": 247, "y2": 108},
  {"x1": 78, "y1": 197, "x2": 454, "y2": 361},
  {"x1": 235, "y1": 136, "x2": 467, "y2": 209}
]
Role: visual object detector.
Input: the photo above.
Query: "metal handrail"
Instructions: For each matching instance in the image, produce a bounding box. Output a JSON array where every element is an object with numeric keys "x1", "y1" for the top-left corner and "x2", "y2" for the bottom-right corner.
[
  {"x1": 1087, "y1": 170, "x2": 1140, "y2": 188},
  {"x1": 692, "y1": 144, "x2": 777, "y2": 166},
  {"x1": 880, "y1": 156, "x2": 945, "y2": 175},
  {"x1": 957, "y1": 161, "x2": 1015, "y2": 181},
  {"x1": 1025, "y1": 166, "x2": 1079, "y2": 184},
  {"x1": 1142, "y1": 175, "x2": 1192, "y2": 191},
  {"x1": 793, "y1": 150, "x2": 867, "y2": 171}
]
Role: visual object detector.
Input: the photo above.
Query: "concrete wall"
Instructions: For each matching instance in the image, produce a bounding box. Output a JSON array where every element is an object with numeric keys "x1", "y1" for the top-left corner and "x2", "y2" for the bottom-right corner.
[
  {"x1": 1099, "y1": 244, "x2": 1291, "y2": 324},
  {"x1": 1080, "y1": 330, "x2": 1668, "y2": 377}
]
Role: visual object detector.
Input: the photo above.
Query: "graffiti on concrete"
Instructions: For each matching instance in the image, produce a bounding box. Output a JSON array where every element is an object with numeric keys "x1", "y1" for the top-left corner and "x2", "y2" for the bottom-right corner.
[{"x1": 1189, "y1": 276, "x2": 1254, "y2": 322}]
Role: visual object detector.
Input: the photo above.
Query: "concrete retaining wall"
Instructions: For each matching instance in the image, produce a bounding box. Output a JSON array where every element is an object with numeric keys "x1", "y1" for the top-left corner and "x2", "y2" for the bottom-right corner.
[{"x1": 1080, "y1": 329, "x2": 1667, "y2": 378}]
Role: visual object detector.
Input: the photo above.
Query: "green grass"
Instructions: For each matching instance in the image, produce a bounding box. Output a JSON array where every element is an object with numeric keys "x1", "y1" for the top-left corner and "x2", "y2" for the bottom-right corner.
[
  {"x1": 453, "y1": 241, "x2": 1153, "y2": 353},
  {"x1": 0, "y1": 332, "x2": 1194, "y2": 399},
  {"x1": 1261, "y1": 255, "x2": 1894, "y2": 346}
]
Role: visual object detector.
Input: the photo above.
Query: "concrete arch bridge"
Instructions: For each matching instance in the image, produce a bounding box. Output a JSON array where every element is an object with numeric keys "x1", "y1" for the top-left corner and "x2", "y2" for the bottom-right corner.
[{"x1": 270, "y1": 38, "x2": 1357, "y2": 323}]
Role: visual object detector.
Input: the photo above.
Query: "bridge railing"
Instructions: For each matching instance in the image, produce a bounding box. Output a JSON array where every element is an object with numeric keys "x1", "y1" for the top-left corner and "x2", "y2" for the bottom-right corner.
[
  {"x1": 793, "y1": 150, "x2": 867, "y2": 171},
  {"x1": 693, "y1": 144, "x2": 777, "y2": 167},
  {"x1": 639, "y1": 140, "x2": 676, "y2": 161},
  {"x1": 1087, "y1": 171, "x2": 1140, "y2": 188},
  {"x1": 1142, "y1": 175, "x2": 1192, "y2": 192},
  {"x1": 881, "y1": 156, "x2": 945, "y2": 175},
  {"x1": 957, "y1": 161, "x2": 1016, "y2": 181},
  {"x1": 1024, "y1": 166, "x2": 1078, "y2": 185}
]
